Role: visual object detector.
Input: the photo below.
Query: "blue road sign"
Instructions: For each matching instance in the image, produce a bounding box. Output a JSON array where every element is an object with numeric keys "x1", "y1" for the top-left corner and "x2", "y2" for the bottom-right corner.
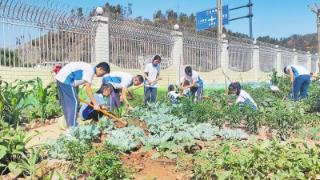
[{"x1": 196, "y1": 5, "x2": 229, "y2": 31}]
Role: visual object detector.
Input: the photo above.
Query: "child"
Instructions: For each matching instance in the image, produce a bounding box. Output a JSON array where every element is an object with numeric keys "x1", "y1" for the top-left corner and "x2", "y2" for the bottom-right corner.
[
  {"x1": 228, "y1": 82, "x2": 257, "y2": 110},
  {"x1": 144, "y1": 55, "x2": 162, "y2": 105},
  {"x1": 167, "y1": 84, "x2": 181, "y2": 104},
  {"x1": 180, "y1": 66, "x2": 204, "y2": 102},
  {"x1": 55, "y1": 61, "x2": 110, "y2": 131},
  {"x1": 102, "y1": 72, "x2": 144, "y2": 110},
  {"x1": 283, "y1": 65, "x2": 310, "y2": 101},
  {"x1": 180, "y1": 79, "x2": 191, "y2": 97},
  {"x1": 79, "y1": 84, "x2": 114, "y2": 121}
]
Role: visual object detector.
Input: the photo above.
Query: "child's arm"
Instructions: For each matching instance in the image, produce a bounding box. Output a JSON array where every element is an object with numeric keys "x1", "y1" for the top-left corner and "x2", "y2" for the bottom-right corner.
[
  {"x1": 84, "y1": 82, "x2": 99, "y2": 110},
  {"x1": 287, "y1": 68, "x2": 294, "y2": 91},
  {"x1": 121, "y1": 88, "x2": 132, "y2": 109}
]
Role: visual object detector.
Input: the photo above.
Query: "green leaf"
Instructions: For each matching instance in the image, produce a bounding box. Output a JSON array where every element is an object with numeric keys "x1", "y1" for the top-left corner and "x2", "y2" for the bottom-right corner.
[
  {"x1": 0, "y1": 145, "x2": 7, "y2": 159},
  {"x1": 216, "y1": 171, "x2": 231, "y2": 180},
  {"x1": 151, "y1": 152, "x2": 161, "y2": 160},
  {"x1": 8, "y1": 162, "x2": 24, "y2": 176}
]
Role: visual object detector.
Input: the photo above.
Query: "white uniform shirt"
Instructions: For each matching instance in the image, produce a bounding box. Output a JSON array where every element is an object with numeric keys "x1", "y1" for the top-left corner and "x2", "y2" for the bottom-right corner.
[
  {"x1": 144, "y1": 63, "x2": 160, "y2": 88},
  {"x1": 287, "y1": 65, "x2": 310, "y2": 79},
  {"x1": 102, "y1": 72, "x2": 133, "y2": 89},
  {"x1": 185, "y1": 70, "x2": 204, "y2": 87},
  {"x1": 55, "y1": 62, "x2": 94, "y2": 87},
  {"x1": 236, "y1": 90, "x2": 257, "y2": 108}
]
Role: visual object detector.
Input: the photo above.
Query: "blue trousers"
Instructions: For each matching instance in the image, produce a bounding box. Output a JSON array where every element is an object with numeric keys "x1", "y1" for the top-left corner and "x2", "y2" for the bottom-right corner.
[
  {"x1": 57, "y1": 81, "x2": 78, "y2": 127},
  {"x1": 293, "y1": 75, "x2": 311, "y2": 101},
  {"x1": 144, "y1": 87, "x2": 157, "y2": 105}
]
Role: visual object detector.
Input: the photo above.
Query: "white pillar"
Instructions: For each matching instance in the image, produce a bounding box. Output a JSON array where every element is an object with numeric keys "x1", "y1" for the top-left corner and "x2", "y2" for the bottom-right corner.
[
  {"x1": 220, "y1": 38, "x2": 229, "y2": 72},
  {"x1": 275, "y1": 45, "x2": 283, "y2": 75},
  {"x1": 306, "y1": 51, "x2": 312, "y2": 72},
  {"x1": 171, "y1": 30, "x2": 183, "y2": 84},
  {"x1": 92, "y1": 16, "x2": 109, "y2": 63},
  {"x1": 252, "y1": 42, "x2": 260, "y2": 81},
  {"x1": 316, "y1": 53, "x2": 319, "y2": 73}
]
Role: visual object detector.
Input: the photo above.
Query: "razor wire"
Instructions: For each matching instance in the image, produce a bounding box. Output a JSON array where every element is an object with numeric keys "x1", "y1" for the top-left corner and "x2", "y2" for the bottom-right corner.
[
  {"x1": 280, "y1": 47, "x2": 294, "y2": 69},
  {"x1": 0, "y1": 0, "x2": 96, "y2": 68},
  {"x1": 311, "y1": 54, "x2": 318, "y2": 73},
  {"x1": 257, "y1": 41, "x2": 277, "y2": 73},
  {"x1": 227, "y1": 36, "x2": 254, "y2": 72},
  {"x1": 182, "y1": 32, "x2": 220, "y2": 72},
  {"x1": 297, "y1": 50, "x2": 308, "y2": 69},
  {"x1": 109, "y1": 19, "x2": 174, "y2": 70}
]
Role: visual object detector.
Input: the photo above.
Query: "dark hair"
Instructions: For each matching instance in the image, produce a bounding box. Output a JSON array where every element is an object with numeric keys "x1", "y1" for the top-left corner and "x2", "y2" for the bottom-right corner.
[
  {"x1": 283, "y1": 66, "x2": 288, "y2": 74},
  {"x1": 228, "y1": 82, "x2": 241, "y2": 96},
  {"x1": 168, "y1": 84, "x2": 175, "y2": 92},
  {"x1": 97, "y1": 83, "x2": 114, "y2": 94},
  {"x1": 96, "y1": 62, "x2": 110, "y2": 73},
  {"x1": 185, "y1": 66, "x2": 192, "y2": 76},
  {"x1": 152, "y1": 55, "x2": 161, "y2": 62},
  {"x1": 135, "y1": 75, "x2": 144, "y2": 83}
]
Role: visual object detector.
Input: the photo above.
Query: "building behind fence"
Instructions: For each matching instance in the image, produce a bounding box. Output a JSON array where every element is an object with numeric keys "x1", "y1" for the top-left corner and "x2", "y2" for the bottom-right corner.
[{"x1": 0, "y1": 1, "x2": 318, "y2": 87}]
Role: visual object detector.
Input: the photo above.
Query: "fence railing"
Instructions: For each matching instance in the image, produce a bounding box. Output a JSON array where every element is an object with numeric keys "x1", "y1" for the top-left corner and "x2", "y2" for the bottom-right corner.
[
  {"x1": 183, "y1": 32, "x2": 220, "y2": 72},
  {"x1": 0, "y1": 1, "x2": 317, "y2": 78},
  {"x1": 109, "y1": 19, "x2": 173, "y2": 70},
  {"x1": 0, "y1": 0, "x2": 96, "y2": 68},
  {"x1": 227, "y1": 36, "x2": 254, "y2": 72}
]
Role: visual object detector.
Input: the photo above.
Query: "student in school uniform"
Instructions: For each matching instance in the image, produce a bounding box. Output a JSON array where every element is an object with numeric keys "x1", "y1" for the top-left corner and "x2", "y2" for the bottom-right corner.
[
  {"x1": 55, "y1": 61, "x2": 110, "y2": 132},
  {"x1": 102, "y1": 71, "x2": 144, "y2": 110},
  {"x1": 283, "y1": 64, "x2": 311, "y2": 101},
  {"x1": 228, "y1": 82, "x2": 257, "y2": 110},
  {"x1": 167, "y1": 84, "x2": 181, "y2": 104},
  {"x1": 79, "y1": 84, "x2": 114, "y2": 121},
  {"x1": 144, "y1": 55, "x2": 162, "y2": 105},
  {"x1": 180, "y1": 66, "x2": 204, "y2": 102}
]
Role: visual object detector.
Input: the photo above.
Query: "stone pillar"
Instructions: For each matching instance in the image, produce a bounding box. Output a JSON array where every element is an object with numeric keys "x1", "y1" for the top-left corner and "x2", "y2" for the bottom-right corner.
[
  {"x1": 275, "y1": 45, "x2": 283, "y2": 75},
  {"x1": 220, "y1": 38, "x2": 229, "y2": 73},
  {"x1": 252, "y1": 41, "x2": 260, "y2": 81},
  {"x1": 92, "y1": 16, "x2": 109, "y2": 63},
  {"x1": 315, "y1": 53, "x2": 319, "y2": 73},
  {"x1": 306, "y1": 51, "x2": 312, "y2": 72},
  {"x1": 171, "y1": 30, "x2": 183, "y2": 84}
]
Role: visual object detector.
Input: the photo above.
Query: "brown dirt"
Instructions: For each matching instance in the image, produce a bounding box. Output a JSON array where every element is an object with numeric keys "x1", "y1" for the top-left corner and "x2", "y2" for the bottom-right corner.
[
  {"x1": 122, "y1": 151, "x2": 189, "y2": 180},
  {"x1": 26, "y1": 121, "x2": 65, "y2": 148}
]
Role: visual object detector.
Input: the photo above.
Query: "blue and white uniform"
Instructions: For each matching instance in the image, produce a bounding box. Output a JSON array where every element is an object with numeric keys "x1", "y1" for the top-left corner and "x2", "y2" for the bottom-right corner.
[
  {"x1": 144, "y1": 63, "x2": 161, "y2": 105},
  {"x1": 102, "y1": 72, "x2": 133, "y2": 89},
  {"x1": 102, "y1": 72, "x2": 133, "y2": 110},
  {"x1": 55, "y1": 62, "x2": 95, "y2": 127},
  {"x1": 286, "y1": 65, "x2": 311, "y2": 100},
  {"x1": 79, "y1": 93, "x2": 107, "y2": 120},
  {"x1": 184, "y1": 70, "x2": 204, "y2": 101},
  {"x1": 236, "y1": 90, "x2": 257, "y2": 110}
]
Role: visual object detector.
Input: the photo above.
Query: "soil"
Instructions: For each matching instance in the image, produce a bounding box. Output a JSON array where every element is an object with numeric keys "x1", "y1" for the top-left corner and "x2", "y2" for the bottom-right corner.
[
  {"x1": 122, "y1": 151, "x2": 189, "y2": 180},
  {"x1": 26, "y1": 121, "x2": 65, "y2": 148}
]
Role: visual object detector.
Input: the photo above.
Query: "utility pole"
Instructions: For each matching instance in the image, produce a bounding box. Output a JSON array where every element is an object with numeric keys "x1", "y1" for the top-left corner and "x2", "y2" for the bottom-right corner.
[
  {"x1": 309, "y1": 4, "x2": 320, "y2": 55},
  {"x1": 217, "y1": 0, "x2": 223, "y2": 42}
]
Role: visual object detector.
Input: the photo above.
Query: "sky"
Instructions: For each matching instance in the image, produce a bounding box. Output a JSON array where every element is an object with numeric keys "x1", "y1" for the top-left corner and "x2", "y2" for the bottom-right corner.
[{"x1": 64, "y1": 0, "x2": 319, "y2": 39}]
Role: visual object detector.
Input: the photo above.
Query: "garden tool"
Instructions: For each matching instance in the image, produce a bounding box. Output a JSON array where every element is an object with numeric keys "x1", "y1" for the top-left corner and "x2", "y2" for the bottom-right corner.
[{"x1": 79, "y1": 98, "x2": 128, "y2": 127}]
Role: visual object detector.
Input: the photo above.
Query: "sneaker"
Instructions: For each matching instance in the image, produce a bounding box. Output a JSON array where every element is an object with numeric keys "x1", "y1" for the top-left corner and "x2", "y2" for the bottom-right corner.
[{"x1": 65, "y1": 128, "x2": 72, "y2": 137}]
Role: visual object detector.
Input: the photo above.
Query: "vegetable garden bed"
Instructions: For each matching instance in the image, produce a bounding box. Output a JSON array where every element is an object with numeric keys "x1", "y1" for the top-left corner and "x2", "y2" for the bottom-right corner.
[{"x1": 1, "y1": 74, "x2": 320, "y2": 179}]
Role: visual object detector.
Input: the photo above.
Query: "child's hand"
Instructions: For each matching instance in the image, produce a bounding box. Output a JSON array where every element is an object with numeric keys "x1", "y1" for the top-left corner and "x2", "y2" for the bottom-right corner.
[
  {"x1": 148, "y1": 80, "x2": 153, "y2": 85},
  {"x1": 93, "y1": 103, "x2": 100, "y2": 110},
  {"x1": 100, "y1": 105, "x2": 108, "y2": 110}
]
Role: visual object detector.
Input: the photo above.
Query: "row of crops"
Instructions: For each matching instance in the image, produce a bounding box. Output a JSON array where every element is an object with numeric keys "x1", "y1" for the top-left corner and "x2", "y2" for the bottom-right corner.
[{"x1": 0, "y1": 73, "x2": 320, "y2": 179}]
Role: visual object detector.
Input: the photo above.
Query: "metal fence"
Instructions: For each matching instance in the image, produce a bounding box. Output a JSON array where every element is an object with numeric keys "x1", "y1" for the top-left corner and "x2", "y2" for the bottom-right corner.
[
  {"x1": 0, "y1": 0, "x2": 96, "y2": 68},
  {"x1": 227, "y1": 36, "x2": 254, "y2": 72},
  {"x1": 109, "y1": 19, "x2": 173, "y2": 70},
  {"x1": 182, "y1": 32, "x2": 220, "y2": 72},
  {"x1": 257, "y1": 41, "x2": 277, "y2": 73},
  {"x1": 280, "y1": 47, "x2": 294, "y2": 69},
  {"x1": 297, "y1": 50, "x2": 308, "y2": 69}
]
